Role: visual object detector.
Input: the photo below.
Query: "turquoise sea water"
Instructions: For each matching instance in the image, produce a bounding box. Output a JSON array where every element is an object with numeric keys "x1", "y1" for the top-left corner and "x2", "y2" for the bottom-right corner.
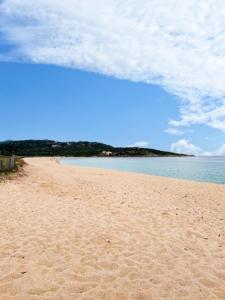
[{"x1": 62, "y1": 156, "x2": 225, "y2": 184}]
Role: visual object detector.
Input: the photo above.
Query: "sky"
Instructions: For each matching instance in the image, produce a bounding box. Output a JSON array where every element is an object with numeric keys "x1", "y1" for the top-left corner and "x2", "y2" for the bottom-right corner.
[{"x1": 0, "y1": 0, "x2": 225, "y2": 155}]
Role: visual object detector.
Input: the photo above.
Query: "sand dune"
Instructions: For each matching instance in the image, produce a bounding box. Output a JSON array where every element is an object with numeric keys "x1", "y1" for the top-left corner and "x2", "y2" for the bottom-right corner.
[{"x1": 0, "y1": 157, "x2": 225, "y2": 300}]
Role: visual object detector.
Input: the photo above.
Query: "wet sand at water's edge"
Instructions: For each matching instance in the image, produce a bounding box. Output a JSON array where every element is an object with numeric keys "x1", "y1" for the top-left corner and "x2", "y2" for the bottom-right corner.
[{"x1": 1, "y1": 157, "x2": 225, "y2": 300}]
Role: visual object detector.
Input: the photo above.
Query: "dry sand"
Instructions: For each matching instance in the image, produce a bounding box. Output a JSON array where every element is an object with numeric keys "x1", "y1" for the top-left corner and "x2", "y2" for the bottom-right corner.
[{"x1": 0, "y1": 157, "x2": 225, "y2": 300}]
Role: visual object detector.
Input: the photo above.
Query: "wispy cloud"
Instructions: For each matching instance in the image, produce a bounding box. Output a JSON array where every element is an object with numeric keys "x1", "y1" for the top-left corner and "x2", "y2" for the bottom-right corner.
[
  {"x1": 1, "y1": 0, "x2": 225, "y2": 131},
  {"x1": 171, "y1": 139, "x2": 225, "y2": 156},
  {"x1": 127, "y1": 141, "x2": 150, "y2": 148},
  {"x1": 165, "y1": 128, "x2": 184, "y2": 136}
]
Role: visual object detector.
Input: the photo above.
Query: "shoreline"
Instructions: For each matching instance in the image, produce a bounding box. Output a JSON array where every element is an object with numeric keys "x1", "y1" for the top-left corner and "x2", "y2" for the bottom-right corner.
[
  {"x1": 60, "y1": 156, "x2": 225, "y2": 186},
  {"x1": 1, "y1": 157, "x2": 225, "y2": 300}
]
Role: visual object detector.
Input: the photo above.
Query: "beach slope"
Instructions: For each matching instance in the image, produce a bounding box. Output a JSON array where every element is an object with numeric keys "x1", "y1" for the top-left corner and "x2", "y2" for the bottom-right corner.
[{"x1": 0, "y1": 157, "x2": 225, "y2": 300}]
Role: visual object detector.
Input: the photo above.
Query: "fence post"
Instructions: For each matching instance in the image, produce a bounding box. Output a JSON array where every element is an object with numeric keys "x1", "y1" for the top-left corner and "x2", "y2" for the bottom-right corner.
[
  {"x1": 9, "y1": 156, "x2": 15, "y2": 170},
  {"x1": 0, "y1": 157, "x2": 15, "y2": 172}
]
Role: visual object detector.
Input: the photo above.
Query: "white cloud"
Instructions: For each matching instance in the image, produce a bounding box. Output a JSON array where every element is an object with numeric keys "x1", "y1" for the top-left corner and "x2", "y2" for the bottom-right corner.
[
  {"x1": 171, "y1": 139, "x2": 202, "y2": 155},
  {"x1": 171, "y1": 139, "x2": 225, "y2": 156},
  {"x1": 1, "y1": 0, "x2": 225, "y2": 131},
  {"x1": 165, "y1": 128, "x2": 184, "y2": 135},
  {"x1": 127, "y1": 141, "x2": 150, "y2": 148}
]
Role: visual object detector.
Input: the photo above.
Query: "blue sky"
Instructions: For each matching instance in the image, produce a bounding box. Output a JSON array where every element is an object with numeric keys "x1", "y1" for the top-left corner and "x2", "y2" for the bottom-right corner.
[
  {"x1": 0, "y1": 0, "x2": 225, "y2": 155},
  {"x1": 1, "y1": 62, "x2": 225, "y2": 154},
  {"x1": 0, "y1": 62, "x2": 178, "y2": 148}
]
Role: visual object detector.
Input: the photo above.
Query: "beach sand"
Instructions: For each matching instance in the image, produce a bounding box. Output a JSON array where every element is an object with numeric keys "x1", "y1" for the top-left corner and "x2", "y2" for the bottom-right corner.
[{"x1": 0, "y1": 157, "x2": 225, "y2": 300}]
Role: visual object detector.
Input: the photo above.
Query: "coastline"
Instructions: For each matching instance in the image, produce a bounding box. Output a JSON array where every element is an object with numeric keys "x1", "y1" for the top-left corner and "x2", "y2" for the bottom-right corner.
[
  {"x1": 61, "y1": 156, "x2": 225, "y2": 186},
  {"x1": 1, "y1": 157, "x2": 225, "y2": 300}
]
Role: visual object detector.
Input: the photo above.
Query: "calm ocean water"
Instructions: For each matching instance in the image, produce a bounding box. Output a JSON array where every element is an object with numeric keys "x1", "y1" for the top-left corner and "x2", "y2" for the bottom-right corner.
[{"x1": 62, "y1": 156, "x2": 225, "y2": 184}]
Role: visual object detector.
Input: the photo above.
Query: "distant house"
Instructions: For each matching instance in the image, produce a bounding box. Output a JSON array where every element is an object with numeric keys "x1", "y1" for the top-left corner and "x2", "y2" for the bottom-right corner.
[
  {"x1": 51, "y1": 144, "x2": 61, "y2": 148},
  {"x1": 101, "y1": 151, "x2": 113, "y2": 156}
]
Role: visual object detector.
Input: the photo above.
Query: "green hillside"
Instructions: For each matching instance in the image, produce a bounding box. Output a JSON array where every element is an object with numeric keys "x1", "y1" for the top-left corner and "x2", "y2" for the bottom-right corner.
[{"x1": 0, "y1": 140, "x2": 189, "y2": 157}]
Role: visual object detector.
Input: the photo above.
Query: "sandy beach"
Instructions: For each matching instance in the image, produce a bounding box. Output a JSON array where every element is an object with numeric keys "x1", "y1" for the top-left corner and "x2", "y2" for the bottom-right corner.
[{"x1": 0, "y1": 158, "x2": 225, "y2": 300}]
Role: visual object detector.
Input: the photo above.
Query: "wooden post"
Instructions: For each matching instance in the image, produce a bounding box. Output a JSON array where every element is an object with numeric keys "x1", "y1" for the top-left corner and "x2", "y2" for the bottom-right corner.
[
  {"x1": 9, "y1": 156, "x2": 15, "y2": 170},
  {"x1": 7, "y1": 158, "x2": 10, "y2": 170}
]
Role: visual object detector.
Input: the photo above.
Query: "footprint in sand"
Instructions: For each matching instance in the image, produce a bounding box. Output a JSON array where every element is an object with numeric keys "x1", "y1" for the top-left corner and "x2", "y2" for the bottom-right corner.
[
  {"x1": 69, "y1": 282, "x2": 97, "y2": 294},
  {"x1": 0, "y1": 283, "x2": 17, "y2": 296},
  {"x1": 27, "y1": 285, "x2": 59, "y2": 296}
]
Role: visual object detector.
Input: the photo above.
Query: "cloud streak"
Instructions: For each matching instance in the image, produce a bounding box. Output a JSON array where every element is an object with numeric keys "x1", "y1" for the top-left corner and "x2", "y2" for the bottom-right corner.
[
  {"x1": 165, "y1": 128, "x2": 185, "y2": 136},
  {"x1": 1, "y1": 0, "x2": 225, "y2": 131}
]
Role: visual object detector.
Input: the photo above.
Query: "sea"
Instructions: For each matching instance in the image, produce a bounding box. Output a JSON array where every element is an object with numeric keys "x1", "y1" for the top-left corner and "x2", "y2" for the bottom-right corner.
[{"x1": 62, "y1": 156, "x2": 225, "y2": 185}]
